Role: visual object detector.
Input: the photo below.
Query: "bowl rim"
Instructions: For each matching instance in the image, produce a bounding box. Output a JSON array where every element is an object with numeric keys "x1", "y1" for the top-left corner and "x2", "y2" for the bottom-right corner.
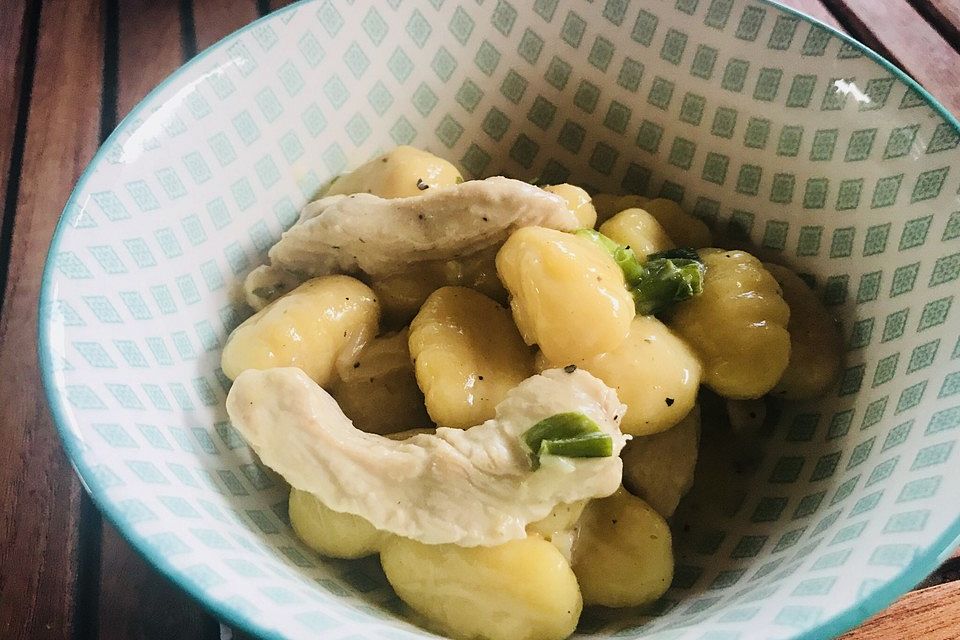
[{"x1": 37, "y1": 1, "x2": 960, "y2": 638}]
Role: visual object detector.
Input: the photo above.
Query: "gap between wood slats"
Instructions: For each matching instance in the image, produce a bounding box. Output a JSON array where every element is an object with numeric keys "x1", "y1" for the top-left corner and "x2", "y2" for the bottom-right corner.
[
  {"x1": 909, "y1": 0, "x2": 960, "y2": 52},
  {"x1": 0, "y1": 0, "x2": 105, "y2": 638},
  {"x1": 0, "y1": 1, "x2": 41, "y2": 314}
]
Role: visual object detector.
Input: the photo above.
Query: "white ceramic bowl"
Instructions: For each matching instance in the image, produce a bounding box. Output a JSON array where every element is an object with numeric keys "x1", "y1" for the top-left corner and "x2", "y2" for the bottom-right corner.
[{"x1": 40, "y1": 1, "x2": 960, "y2": 638}]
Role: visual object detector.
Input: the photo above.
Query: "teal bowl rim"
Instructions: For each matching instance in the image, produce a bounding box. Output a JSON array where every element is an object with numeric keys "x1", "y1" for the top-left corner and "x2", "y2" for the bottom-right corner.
[{"x1": 36, "y1": 1, "x2": 960, "y2": 638}]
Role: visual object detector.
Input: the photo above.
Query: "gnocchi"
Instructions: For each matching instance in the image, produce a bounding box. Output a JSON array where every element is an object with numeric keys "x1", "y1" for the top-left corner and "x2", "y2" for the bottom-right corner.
[
  {"x1": 243, "y1": 264, "x2": 302, "y2": 311},
  {"x1": 496, "y1": 226, "x2": 634, "y2": 363},
  {"x1": 526, "y1": 500, "x2": 588, "y2": 561},
  {"x1": 764, "y1": 262, "x2": 843, "y2": 399},
  {"x1": 409, "y1": 286, "x2": 534, "y2": 428},
  {"x1": 542, "y1": 183, "x2": 597, "y2": 229},
  {"x1": 221, "y1": 275, "x2": 379, "y2": 386},
  {"x1": 538, "y1": 315, "x2": 700, "y2": 435},
  {"x1": 668, "y1": 249, "x2": 791, "y2": 399},
  {"x1": 621, "y1": 404, "x2": 700, "y2": 517},
  {"x1": 372, "y1": 246, "x2": 505, "y2": 326},
  {"x1": 326, "y1": 146, "x2": 462, "y2": 198},
  {"x1": 289, "y1": 488, "x2": 387, "y2": 559},
  {"x1": 572, "y1": 488, "x2": 674, "y2": 607},
  {"x1": 592, "y1": 193, "x2": 650, "y2": 224},
  {"x1": 330, "y1": 330, "x2": 430, "y2": 435},
  {"x1": 598, "y1": 208, "x2": 675, "y2": 259},
  {"x1": 641, "y1": 198, "x2": 713, "y2": 248},
  {"x1": 218, "y1": 145, "x2": 848, "y2": 640},
  {"x1": 380, "y1": 536, "x2": 582, "y2": 640}
]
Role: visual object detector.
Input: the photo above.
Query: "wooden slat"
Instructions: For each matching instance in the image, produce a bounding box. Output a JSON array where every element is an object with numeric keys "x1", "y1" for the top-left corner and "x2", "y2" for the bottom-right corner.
[
  {"x1": 0, "y1": 0, "x2": 32, "y2": 268},
  {"x1": 913, "y1": 0, "x2": 960, "y2": 50},
  {"x1": 776, "y1": 0, "x2": 845, "y2": 31},
  {"x1": 115, "y1": 0, "x2": 185, "y2": 117},
  {"x1": 840, "y1": 581, "x2": 960, "y2": 640},
  {"x1": 192, "y1": 0, "x2": 260, "y2": 53},
  {"x1": 821, "y1": 0, "x2": 960, "y2": 115},
  {"x1": 0, "y1": 0, "x2": 105, "y2": 638},
  {"x1": 92, "y1": 2, "x2": 219, "y2": 638},
  {"x1": 98, "y1": 525, "x2": 218, "y2": 640}
]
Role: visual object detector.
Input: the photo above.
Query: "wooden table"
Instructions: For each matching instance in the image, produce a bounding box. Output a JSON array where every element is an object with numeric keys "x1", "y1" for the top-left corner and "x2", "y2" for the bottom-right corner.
[{"x1": 0, "y1": 0, "x2": 957, "y2": 638}]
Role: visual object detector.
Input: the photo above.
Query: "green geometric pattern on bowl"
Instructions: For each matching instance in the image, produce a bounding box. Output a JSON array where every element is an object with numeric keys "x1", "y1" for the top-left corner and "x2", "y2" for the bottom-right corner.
[{"x1": 39, "y1": 1, "x2": 960, "y2": 639}]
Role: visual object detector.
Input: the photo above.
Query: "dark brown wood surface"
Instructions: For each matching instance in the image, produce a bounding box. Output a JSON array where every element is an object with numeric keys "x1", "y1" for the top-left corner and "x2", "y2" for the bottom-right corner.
[
  {"x1": 193, "y1": 0, "x2": 260, "y2": 51},
  {"x1": 0, "y1": 0, "x2": 32, "y2": 272},
  {"x1": 0, "y1": 1, "x2": 956, "y2": 639},
  {"x1": 0, "y1": 1, "x2": 104, "y2": 638}
]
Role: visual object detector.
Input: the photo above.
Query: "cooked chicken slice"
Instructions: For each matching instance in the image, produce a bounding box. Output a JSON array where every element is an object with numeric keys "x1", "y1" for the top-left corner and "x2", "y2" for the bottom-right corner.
[
  {"x1": 267, "y1": 177, "x2": 579, "y2": 279},
  {"x1": 226, "y1": 367, "x2": 627, "y2": 547}
]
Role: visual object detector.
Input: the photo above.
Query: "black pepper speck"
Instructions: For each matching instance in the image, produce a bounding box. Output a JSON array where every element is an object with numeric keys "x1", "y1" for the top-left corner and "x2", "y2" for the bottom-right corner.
[
  {"x1": 563, "y1": 364, "x2": 577, "y2": 373},
  {"x1": 665, "y1": 397, "x2": 675, "y2": 406}
]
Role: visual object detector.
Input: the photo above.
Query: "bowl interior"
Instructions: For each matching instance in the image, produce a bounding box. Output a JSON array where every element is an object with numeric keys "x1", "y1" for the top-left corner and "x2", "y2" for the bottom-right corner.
[{"x1": 40, "y1": 1, "x2": 960, "y2": 638}]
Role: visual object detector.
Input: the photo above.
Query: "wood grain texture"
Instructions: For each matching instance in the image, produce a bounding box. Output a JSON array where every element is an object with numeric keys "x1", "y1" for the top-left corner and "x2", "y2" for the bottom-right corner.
[
  {"x1": 839, "y1": 581, "x2": 960, "y2": 640},
  {"x1": 193, "y1": 0, "x2": 260, "y2": 52},
  {"x1": 776, "y1": 0, "x2": 845, "y2": 31},
  {"x1": 0, "y1": 0, "x2": 32, "y2": 264},
  {"x1": 0, "y1": 0, "x2": 104, "y2": 638},
  {"x1": 912, "y1": 0, "x2": 960, "y2": 50},
  {"x1": 821, "y1": 0, "x2": 960, "y2": 114},
  {"x1": 116, "y1": 0, "x2": 185, "y2": 116},
  {"x1": 98, "y1": 525, "x2": 218, "y2": 640},
  {"x1": 94, "y1": 3, "x2": 219, "y2": 638}
]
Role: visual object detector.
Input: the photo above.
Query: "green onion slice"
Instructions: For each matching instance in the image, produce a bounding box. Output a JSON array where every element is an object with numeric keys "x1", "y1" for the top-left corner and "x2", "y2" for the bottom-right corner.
[
  {"x1": 522, "y1": 412, "x2": 613, "y2": 468},
  {"x1": 538, "y1": 432, "x2": 613, "y2": 458},
  {"x1": 573, "y1": 229, "x2": 706, "y2": 316}
]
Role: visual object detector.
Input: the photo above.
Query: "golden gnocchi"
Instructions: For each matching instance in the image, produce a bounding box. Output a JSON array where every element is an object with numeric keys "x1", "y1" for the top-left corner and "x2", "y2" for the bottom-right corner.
[
  {"x1": 221, "y1": 275, "x2": 379, "y2": 386},
  {"x1": 409, "y1": 286, "x2": 533, "y2": 428},
  {"x1": 289, "y1": 488, "x2": 387, "y2": 559},
  {"x1": 641, "y1": 198, "x2": 713, "y2": 248},
  {"x1": 542, "y1": 183, "x2": 597, "y2": 229},
  {"x1": 380, "y1": 536, "x2": 582, "y2": 640},
  {"x1": 599, "y1": 207, "x2": 675, "y2": 259},
  {"x1": 668, "y1": 249, "x2": 791, "y2": 399},
  {"x1": 496, "y1": 226, "x2": 634, "y2": 363},
  {"x1": 326, "y1": 146, "x2": 462, "y2": 198},
  {"x1": 219, "y1": 146, "x2": 846, "y2": 640},
  {"x1": 539, "y1": 315, "x2": 700, "y2": 435},
  {"x1": 764, "y1": 262, "x2": 843, "y2": 399},
  {"x1": 330, "y1": 330, "x2": 430, "y2": 435},
  {"x1": 572, "y1": 488, "x2": 673, "y2": 607},
  {"x1": 372, "y1": 246, "x2": 505, "y2": 326},
  {"x1": 621, "y1": 404, "x2": 700, "y2": 517},
  {"x1": 592, "y1": 193, "x2": 650, "y2": 224}
]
